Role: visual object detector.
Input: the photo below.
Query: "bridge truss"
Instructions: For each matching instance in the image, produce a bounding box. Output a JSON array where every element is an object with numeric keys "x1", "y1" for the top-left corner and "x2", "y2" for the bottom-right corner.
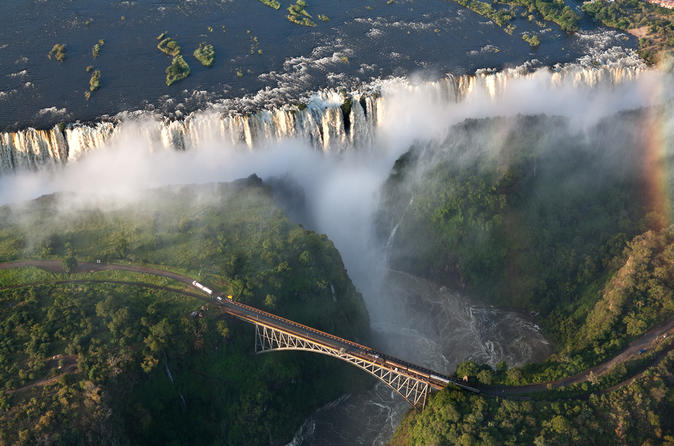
[{"x1": 254, "y1": 323, "x2": 430, "y2": 409}]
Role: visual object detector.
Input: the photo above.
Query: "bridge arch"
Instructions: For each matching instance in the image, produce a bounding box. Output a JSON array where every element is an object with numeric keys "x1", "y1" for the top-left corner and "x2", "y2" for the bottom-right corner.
[{"x1": 254, "y1": 323, "x2": 431, "y2": 408}]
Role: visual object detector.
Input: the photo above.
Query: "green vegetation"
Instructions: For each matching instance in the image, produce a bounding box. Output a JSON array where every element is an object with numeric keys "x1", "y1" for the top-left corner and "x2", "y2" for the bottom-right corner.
[
  {"x1": 156, "y1": 34, "x2": 191, "y2": 86},
  {"x1": 258, "y1": 0, "x2": 281, "y2": 9},
  {"x1": 379, "y1": 114, "x2": 667, "y2": 344},
  {"x1": 157, "y1": 37, "x2": 181, "y2": 57},
  {"x1": 88, "y1": 69, "x2": 102, "y2": 92},
  {"x1": 396, "y1": 326, "x2": 674, "y2": 444},
  {"x1": 246, "y1": 30, "x2": 262, "y2": 55},
  {"x1": 47, "y1": 44, "x2": 66, "y2": 62},
  {"x1": 287, "y1": 0, "x2": 317, "y2": 27},
  {"x1": 85, "y1": 40, "x2": 105, "y2": 97},
  {"x1": 449, "y1": 0, "x2": 579, "y2": 36},
  {"x1": 580, "y1": 229, "x2": 673, "y2": 349},
  {"x1": 392, "y1": 350, "x2": 673, "y2": 445},
  {"x1": 450, "y1": 225, "x2": 673, "y2": 386},
  {"x1": 380, "y1": 112, "x2": 672, "y2": 372},
  {"x1": 165, "y1": 55, "x2": 191, "y2": 86},
  {"x1": 62, "y1": 243, "x2": 78, "y2": 274},
  {"x1": 92, "y1": 39, "x2": 104, "y2": 58},
  {"x1": 496, "y1": 0, "x2": 580, "y2": 32},
  {"x1": 85, "y1": 67, "x2": 102, "y2": 100},
  {"x1": 255, "y1": 0, "x2": 326, "y2": 25},
  {"x1": 193, "y1": 43, "x2": 215, "y2": 67},
  {"x1": 452, "y1": 0, "x2": 671, "y2": 58},
  {"x1": 522, "y1": 31, "x2": 541, "y2": 47},
  {"x1": 0, "y1": 180, "x2": 370, "y2": 444},
  {"x1": 382, "y1": 113, "x2": 673, "y2": 444},
  {"x1": 583, "y1": 0, "x2": 674, "y2": 63},
  {"x1": 455, "y1": 0, "x2": 517, "y2": 33}
]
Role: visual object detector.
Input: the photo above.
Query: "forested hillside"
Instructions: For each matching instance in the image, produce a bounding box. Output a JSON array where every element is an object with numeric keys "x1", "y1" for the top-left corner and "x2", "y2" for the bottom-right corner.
[
  {"x1": 392, "y1": 350, "x2": 673, "y2": 445},
  {"x1": 0, "y1": 177, "x2": 370, "y2": 445},
  {"x1": 391, "y1": 226, "x2": 673, "y2": 445},
  {"x1": 378, "y1": 113, "x2": 668, "y2": 345},
  {"x1": 380, "y1": 113, "x2": 673, "y2": 445}
]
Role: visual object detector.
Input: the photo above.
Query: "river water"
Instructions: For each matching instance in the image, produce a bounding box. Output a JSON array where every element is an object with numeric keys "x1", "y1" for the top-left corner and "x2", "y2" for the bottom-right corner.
[
  {"x1": 0, "y1": 0, "x2": 636, "y2": 130},
  {"x1": 286, "y1": 268, "x2": 552, "y2": 445}
]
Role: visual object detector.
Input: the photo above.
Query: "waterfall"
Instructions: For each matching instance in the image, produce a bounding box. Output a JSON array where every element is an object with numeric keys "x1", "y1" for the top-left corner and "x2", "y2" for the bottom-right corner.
[
  {"x1": 0, "y1": 57, "x2": 646, "y2": 176},
  {"x1": 0, "y1": 127, "x2": 68, "y2": 172}
]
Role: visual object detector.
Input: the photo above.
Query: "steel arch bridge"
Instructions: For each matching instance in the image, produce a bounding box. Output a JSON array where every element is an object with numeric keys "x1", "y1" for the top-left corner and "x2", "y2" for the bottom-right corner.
[
  {"x1": 198, "y1": 285, "x2": 481, "y2": 409},
  {"x1": 254, "y1": 322, "x2": 434, "y2": 408}
]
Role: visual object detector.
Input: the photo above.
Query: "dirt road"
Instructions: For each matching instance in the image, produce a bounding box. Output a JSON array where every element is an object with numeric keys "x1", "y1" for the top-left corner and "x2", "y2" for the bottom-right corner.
[
  {"x1": 2, "y1": 259, "x2": 672, "y2": 399},
  {"x1": 481, "y1": 318, "x2": 673, "y2": 397}
]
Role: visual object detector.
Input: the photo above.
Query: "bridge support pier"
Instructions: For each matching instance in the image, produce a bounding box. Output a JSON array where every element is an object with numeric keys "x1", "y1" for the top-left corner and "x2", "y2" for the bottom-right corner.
[{"x1": 254, "y1": 323, "x2": 430, "y2": 409}]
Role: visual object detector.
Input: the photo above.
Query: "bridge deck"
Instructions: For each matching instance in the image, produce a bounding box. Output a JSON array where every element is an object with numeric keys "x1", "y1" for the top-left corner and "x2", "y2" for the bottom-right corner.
[{"x1": 216, "y1": 294, "x2": 479, "y2": 393}]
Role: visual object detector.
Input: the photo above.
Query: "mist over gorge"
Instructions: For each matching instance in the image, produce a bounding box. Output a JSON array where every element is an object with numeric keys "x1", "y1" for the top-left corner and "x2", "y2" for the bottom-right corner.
[
  {"x1": 1, "y1": 50, "x2": 671, "y2": 359},
  {"x1": 0, "y1": 50, "x2": 668, "y2": 292},
  {"x1": 0, "y1": 48, "x2": 667, "y2": 198},
  {"x1": 1, "y1": 27, "x2": 673, "y2": 443}
]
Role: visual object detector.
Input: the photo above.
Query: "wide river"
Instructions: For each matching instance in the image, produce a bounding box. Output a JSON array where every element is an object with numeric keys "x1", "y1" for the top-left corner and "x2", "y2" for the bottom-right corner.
[{"x1": 0, "y1": 0, "x2": 635, "y2": 130}]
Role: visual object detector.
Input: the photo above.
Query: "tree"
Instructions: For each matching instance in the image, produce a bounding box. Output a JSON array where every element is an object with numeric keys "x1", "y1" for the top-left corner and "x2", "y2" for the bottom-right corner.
[
  {"x1": 456, "y1": 360, "x2": 480, "y2": 379},
  {"x1": 141, "y1": 354, "x2": 159, "y2": 373},
  {"x1": 178, "y1": 217, "x2": 191, "y2": 233},
  {"x1": 264, "y1": 294, "x2": 277, "y2": 309},
  {"x1": 39, "y1": 237, "x2": 54, "y2": 257},
  {"x1": 299, "y1": 250, "x2": 311, "y2": 265},
  {"x1": 217, "y1": 233, "x2": 228, "y2": 254},
  {"x1": 216, "y1": 320, "x2": 230, "y2": 340},
  {"x1": 110, "y1": 232, "x2": 129, "y2": 259},
  {"x1": 62, "y1": 242, "x2": 78, "y2": 274},
  {"x1": 144, "y1": 318, "x2": 173, "y2": 353},
  {"x1": 477, "y1": 369, "x2": 494, "y2": 385}
]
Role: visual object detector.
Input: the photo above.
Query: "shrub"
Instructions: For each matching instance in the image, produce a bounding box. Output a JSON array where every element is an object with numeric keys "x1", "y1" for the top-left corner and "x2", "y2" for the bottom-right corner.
[
  {"x1": 157, "y1": 37, "x2": 181, "y2": 56},
  {"x1": 48, "y1": 44, "x2": 66, "y2": 62},
  {"x1": 193, "y1": 43, "x2": 215, "y2": 67},
  {"x1": 165, "y1": 55, "x2": 190, "y2": 86}
]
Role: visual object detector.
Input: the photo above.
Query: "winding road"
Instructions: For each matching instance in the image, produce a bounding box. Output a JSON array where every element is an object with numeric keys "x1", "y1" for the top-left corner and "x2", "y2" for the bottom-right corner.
[
  {"x1": 483, "y1": 317, "x2": 674, "y2": 397},
  {"x1": 1, "y1": 259, "x2": 672, "y2": 400},
  {"x1": 0, "y1": 259, "x2": 196, "y2": 284}
]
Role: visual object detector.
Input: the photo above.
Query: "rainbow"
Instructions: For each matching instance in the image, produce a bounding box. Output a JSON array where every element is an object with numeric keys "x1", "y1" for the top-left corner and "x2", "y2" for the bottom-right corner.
[{"x1": 641, "y1": 79, "x2": 673, "y2": 230}]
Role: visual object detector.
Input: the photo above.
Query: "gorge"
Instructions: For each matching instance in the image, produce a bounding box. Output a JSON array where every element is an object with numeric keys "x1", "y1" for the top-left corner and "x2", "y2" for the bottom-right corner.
[{"x1": 0, "y1": 33, "x2": 672, "y2": 443}]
